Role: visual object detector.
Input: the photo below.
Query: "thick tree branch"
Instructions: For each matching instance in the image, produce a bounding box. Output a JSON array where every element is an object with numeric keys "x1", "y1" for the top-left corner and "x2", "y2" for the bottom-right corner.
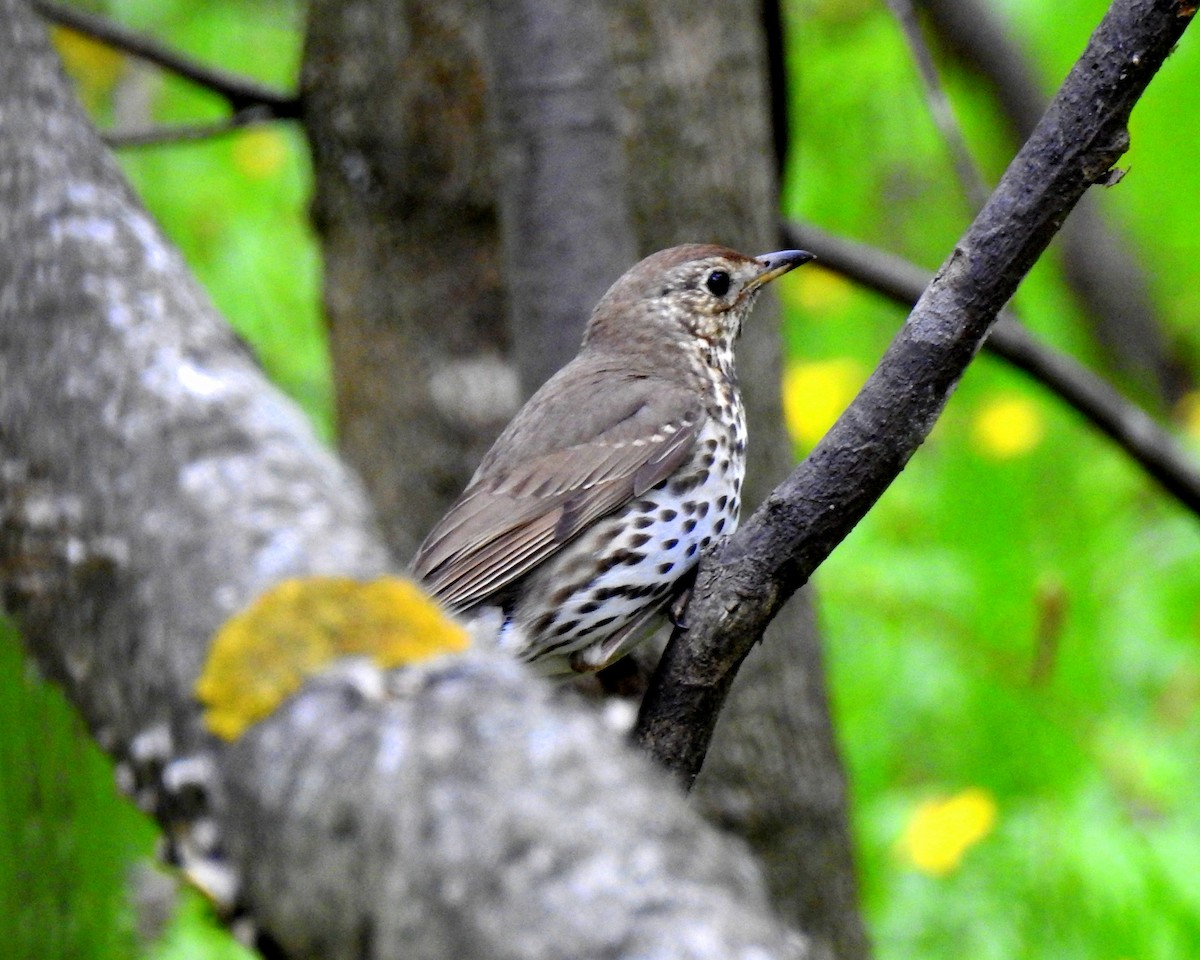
[
  {"x1": 636, "y1": 0, "x2": 1195, "y2": 786},
  {"x1": 0, "y1": 3, "x2": 811, "y2": 957},
  {"x1": 785, "y1": 222, "x2": 1200, "y2": 516},
  {"x1": 32, "y1": 0, "x2": 299, "y2": 118}
]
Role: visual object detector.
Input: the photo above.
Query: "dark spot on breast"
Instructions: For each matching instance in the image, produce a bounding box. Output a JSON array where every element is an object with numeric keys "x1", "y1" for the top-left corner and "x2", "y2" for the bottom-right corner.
[
  {"x1": 669, "y1": 474, "x2": 703, "y2": 495},
  {"x1": 686, "y1": 544, "x2": 698, "y2": 558},
  {"x1": 658, "y1": 562, "x2": 675, "y2": 575},
  {"x1": 716, "y1": 495, "x2": 728, "y2": 511},
  {"x1": 683, "y1": 518, "x2": 698, "y2": 533},
  {"x1": 695, "y1": 501, "x2": 710, "y2": 517},
  {"x1": 532, "y1": 612, "x2": 556, "y2": 636},
  {"x1": 554, "y1": 619, "x2": 581, "y2": 637},
  {"x1": 629, "y1": 532, "x2": 652, "y2": 548},
  {"x1": 704, "y1": 438, "x2": 719, "y2": 452},
  {"x1": 633, "y1": 515, "x2": 655, "y2": 529},
  {"x1": 718, "y1": 458, "x2": 731, "y2": 474},
  {"x1": 714, "y1": 518, "x2": 726, "y2": 534},
  {"x1": 592, "y1": 615, "x2": 618, "y2": 630},
  {"x1": 662, "y1": 538, "x2": 679, "y2": 550},
  {"x1": 659, "y1": 507, "x2": 678, "y2": 522},
  {"x1": 578, "y1": 600, "x2": 601, "y2": 614}
]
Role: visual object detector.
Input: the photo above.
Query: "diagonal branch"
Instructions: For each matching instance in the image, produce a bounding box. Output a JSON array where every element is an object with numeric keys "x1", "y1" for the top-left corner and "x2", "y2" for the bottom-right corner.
[
  {"x1": 32, "y1": 0, "x2": 299, "y2": 118},
  {"x1": 636, "y1": 0, "x2": 1196, "y2": 787},
  {"x1": 783, "y1": 222, "x2": 1200, "y2": 516}
]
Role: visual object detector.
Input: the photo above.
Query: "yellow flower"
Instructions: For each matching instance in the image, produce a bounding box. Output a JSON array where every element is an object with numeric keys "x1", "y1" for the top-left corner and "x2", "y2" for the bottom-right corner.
[
  {"x1": 897, "y1": 787, "x2": 998, "y2": 876},
  {"x1": 232, "y1": 127, "x2": 288, "y2": 179},
  {"x1": 779, "y1": 265, "x2": 854, "y2": 314},
  {"x1": 52, "y1": 26, "x2": 126, "y2": 111},
  {"x1": 1177, "y1": 390, "x2": 1200, "y2": 441},
  {"x1": 972, "y1": 394, "x2": 1045, "y2": 459},
  {"x1": 782, "y1": 358, "x2": 866, "y2": 448}
]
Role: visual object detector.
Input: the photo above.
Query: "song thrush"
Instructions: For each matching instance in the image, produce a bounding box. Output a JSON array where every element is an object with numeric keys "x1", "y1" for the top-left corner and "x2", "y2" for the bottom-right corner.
[{"x1": 412, "y1": 243, "x2": 813, "y2": 675}]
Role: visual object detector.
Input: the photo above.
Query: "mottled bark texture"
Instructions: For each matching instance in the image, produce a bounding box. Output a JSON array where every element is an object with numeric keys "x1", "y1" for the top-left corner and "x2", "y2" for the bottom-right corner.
[
  {"x1": 0, "y1": 3, "x2": 822, "y2": 956},
  {"x1": 302, "y1": 0, "x2": 517, "y2": 561},
  {"x1": 637, "y1": 0, "x2": 1194, "y2": 787},
  {"x1": 607, "y1": 5, "x2": 870, "y2": 958},
  {"x1": 481, "y1": 0, "x2": 637, "y2": 391},
  {"x1": 915, "y1": 0, "x2": 1184, "y2": 405}
]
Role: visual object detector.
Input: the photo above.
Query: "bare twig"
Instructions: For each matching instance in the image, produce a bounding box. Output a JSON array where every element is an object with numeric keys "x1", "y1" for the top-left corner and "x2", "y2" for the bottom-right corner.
[
  {"x1": 32, "y1": 0, "x2": 299, "y2": 118},
  {"x1": 100, "y1": 108, "x2": 277, "y2": 149},
  {"x1": 885, "y1": 0, "x2": 990, "y2": 209},
  {"x1": 636, "y1": 0, "x2": 1196, "y2": 787},
  {"x1": 784, "y1": 221, "x2": 1200, "y2": 516}
]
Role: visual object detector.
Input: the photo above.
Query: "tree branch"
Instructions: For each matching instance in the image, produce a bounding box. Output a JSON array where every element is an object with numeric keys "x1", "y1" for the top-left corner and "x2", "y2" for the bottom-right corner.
[
  {"x1": 636, "y1": 0, "x2": 1196, "y2": 787},
  {"x1": 100, "y1": 110, "x2": 277, "y2": 149},
  {"x1": 32, "y1": 0, "x2": 299, "y2": 118},
  {"x1": 784, "y1": 221, "x2": 1200, "y2": 517}
]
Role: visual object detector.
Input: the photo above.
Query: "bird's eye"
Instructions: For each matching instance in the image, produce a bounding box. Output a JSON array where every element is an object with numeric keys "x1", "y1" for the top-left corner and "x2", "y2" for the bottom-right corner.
[{"x1": 705, "y1": 270, "x2": 731, "y2": 297}]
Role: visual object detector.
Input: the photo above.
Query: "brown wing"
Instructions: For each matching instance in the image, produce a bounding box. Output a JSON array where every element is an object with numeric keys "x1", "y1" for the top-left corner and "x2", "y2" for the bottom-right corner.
[{"x1": 412, "y1": 364, "x2": 703, "y2": 611}]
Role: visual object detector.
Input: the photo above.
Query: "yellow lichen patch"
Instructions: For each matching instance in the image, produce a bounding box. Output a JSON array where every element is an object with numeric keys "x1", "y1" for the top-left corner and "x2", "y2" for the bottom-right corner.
[
  {"x1": 231, "y1": 127, "x2": 288, "y2": 179},
  {"x1": 972, "y1": 394, "x2": 1045, "y2": 459},
  {"x1": 51, "y1": 26, "x2": 126, "y2": 112},
  {"x1": 782, "y1": 358, "x2": 867, "y2": 449},
  {"x1": 896, "y1": 787, "x2": 998, "y2": 876},
  {"x1": 196, "y1": 576, "x2": 469, "y2": 741}
]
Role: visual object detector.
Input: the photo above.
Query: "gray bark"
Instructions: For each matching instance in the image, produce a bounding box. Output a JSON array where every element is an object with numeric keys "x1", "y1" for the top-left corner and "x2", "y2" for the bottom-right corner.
[
  {"x1": 302, "y1": 0, "x2": 517, "y2": 561},
  {"x1": 481, "y1": 0, "x2": 638, "y2": 391},
  {"x1": 0, "y1": 2, "x2": 816, "y2": 956}
]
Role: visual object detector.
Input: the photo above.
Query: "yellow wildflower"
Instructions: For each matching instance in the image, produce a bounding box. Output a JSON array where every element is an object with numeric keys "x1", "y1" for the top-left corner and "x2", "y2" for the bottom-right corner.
[
  {"x1": 1177, "y1": 390, "x2": 1200, "y2": 442},
  {"x1": 897, "y1": 787, "x2": 998, "y2": 876},
  {"x1": 782, "y1": 358, "x2": 866, "y2": 448},
  {"x1": 972, "y1": 394, "x2": 1045, "y2": 459},
  {"x1": 232, "y1": 127, "x2": 288, "y2": 179}
]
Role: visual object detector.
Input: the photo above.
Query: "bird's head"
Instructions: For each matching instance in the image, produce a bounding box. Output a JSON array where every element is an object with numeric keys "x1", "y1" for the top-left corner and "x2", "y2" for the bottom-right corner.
[{"x1": 584, "y1": 244, "x2": 814, "y2": 353}]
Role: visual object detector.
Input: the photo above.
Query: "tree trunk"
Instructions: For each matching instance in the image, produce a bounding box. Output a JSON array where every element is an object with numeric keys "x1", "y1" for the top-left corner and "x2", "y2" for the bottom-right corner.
[{"x1": 302, "y1": 0, "x2": 517, "y2": 561}]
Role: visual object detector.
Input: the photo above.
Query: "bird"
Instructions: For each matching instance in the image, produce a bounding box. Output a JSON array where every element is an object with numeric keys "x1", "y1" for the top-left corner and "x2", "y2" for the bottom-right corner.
[{"x1": 412, "y1": 243, "x2": 814, "y2": 676}]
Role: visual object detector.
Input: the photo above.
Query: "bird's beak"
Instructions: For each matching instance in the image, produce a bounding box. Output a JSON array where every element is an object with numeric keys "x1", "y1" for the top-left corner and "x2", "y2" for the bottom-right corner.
[{"x1": 746, "y1": 249, "x2": 816, "y2": 292}]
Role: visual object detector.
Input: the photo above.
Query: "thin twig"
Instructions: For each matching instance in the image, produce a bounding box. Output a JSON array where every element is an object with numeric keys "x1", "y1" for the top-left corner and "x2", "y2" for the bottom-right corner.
[
  {"x1": 885, "y1": 0, "x2": 990, "y2": 209},
  {"x1": 101, "y1": 108, "x2": 276, "y2": 149},
  {"x1": 784, "y1": 221, "x2": 1200, "y2": 515},
  {"x1": 32, "y1": 0, "x2": 300, "y2": 118}
]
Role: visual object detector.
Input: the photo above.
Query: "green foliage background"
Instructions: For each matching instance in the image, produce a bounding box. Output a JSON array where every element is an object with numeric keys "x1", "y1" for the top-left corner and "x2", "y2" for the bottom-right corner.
[{"x1": 3, "y1": 0, "x2": 1198, "y2": 956}]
